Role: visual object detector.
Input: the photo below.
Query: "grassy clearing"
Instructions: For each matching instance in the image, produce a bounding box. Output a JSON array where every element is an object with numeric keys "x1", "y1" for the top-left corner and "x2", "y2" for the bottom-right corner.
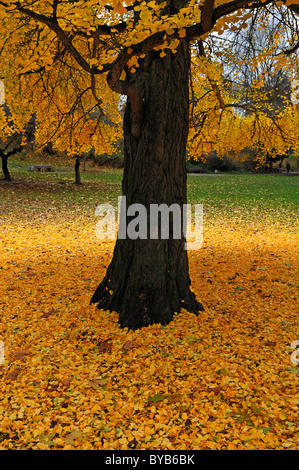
[
  {"x1": 188, "y1": 173, "x2": 298, "y2": 226},
  {"x1": 2, "y1": 158, "x2": 298, "y2": 227}
]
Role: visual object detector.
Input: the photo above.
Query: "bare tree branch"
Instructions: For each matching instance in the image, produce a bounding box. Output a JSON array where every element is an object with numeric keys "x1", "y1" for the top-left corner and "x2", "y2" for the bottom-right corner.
[{"x1": 284, "y1": 39, "x2": 299, "y2": 55}]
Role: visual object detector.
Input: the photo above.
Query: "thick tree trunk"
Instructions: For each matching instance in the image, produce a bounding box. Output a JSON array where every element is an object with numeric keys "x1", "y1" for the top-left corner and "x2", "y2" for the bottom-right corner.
[
  {"x1": 1, "y1": 154, "x2": 11, "y2": 181},
  {"x1": 91, "y1": 42, "x2": 203, "y2": 329}
]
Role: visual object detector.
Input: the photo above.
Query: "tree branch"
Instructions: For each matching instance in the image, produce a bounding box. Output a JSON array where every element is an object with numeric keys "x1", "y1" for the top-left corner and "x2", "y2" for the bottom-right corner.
[
  {"x1": 201, "y1": 0, "x2": 215, "y2": 32},
  {"x1": 284, "y1": 39, "x2": 299, "y2": 55},
  {"x1": 14, "y1": 3, "x2": 115, "y2": 75},
  {"x1": 288, "y1": 3, "x2": 299, "y2": 15},
  {"x1": 15, "y1": 4, "x2": 93, "y2": 73},
  {"x1": 213, "y1": 0, "x2": 269, "y2": 21},
  {"x1": 196, "y1": 40, "x2": 226, "y2": 109},
  {"x1": 107, "y1": 50, "x2": 143, "y2": 139}
]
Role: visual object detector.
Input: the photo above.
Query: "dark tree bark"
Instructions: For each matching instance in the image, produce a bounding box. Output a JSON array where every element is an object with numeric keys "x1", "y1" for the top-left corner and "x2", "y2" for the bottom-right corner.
[
  {"x1": 0, "y1": 130, "x2": 25, "y2": 180},
  {"x1": 91, "y1": 42, "x2": 204, "y2": 330},
  {"x1": 74, "y1": 154, "x2": 82, "y2": 184},
  {"x1": 0, "y1": 146, "x2": 21, "y2": 181},
  {"x1": 1, "y1": 152, "x2": 11, "y2": 180}
]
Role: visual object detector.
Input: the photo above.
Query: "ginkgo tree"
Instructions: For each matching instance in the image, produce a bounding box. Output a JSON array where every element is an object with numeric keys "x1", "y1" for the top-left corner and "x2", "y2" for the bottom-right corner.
[
  {"x1": 187, "y1": 12, "x2": 298, "y2": 164},
  {"x1": 0, "y1": 0, "x2": 298, "y2": 329},
  {"x1": 0, "y1": 103, "x2": 35, "y2": 180}
]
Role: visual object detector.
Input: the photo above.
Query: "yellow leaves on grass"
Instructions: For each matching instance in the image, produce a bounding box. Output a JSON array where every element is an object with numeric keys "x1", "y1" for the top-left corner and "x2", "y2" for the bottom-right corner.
[{"x1": 0, "y1": 207, "x2": 298, "y2": 450}]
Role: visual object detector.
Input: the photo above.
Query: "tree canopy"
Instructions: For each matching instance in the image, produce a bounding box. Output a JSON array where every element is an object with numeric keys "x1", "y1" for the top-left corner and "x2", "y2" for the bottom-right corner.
[
  {"x1": 1, "y1": 0, "x2": 299, "y2": 329},
  {"x1": 0, "y1": 0, "x2": 298, "y2": 159}
]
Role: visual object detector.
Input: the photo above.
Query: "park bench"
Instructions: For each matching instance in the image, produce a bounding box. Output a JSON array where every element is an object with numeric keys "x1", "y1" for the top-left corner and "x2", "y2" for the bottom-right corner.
[
  {"x1": 29, "y1": 164, "x2": 52, "y2": 172},
  {"x1": 187, "y1": 167, "x2": 205, "y2": 173}
]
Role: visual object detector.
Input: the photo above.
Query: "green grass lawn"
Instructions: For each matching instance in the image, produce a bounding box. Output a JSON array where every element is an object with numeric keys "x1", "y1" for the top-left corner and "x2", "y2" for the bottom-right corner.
[
  {"x1": 187, "y1": 173, "x2": 298, "y2": 225},
  {"x1": 1, "y1": 158, "x2": 298, "y2": 227}
]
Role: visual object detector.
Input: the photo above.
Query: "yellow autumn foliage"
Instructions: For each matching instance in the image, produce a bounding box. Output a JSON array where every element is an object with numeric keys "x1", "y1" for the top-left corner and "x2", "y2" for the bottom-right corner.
[{"x1": 0, "y1": 173, "x2": 298, "y2": 450}]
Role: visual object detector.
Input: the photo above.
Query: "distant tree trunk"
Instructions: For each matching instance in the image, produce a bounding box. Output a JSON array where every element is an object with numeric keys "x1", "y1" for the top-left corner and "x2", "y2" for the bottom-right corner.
[
  {"x1": 43, "y1": 141, "x2": 55, "y2": 155},
  {"x1": 1, "y1": 152, "x2": 11, "y2": 180},
  {"x1": 74, "y1": 155, "x2": 82, "y2": 184},
  {"x1": 0, "y1": 137, "x2": 23, "y2": 180},
  {"x1": 91, "y1": 42, "x2": 204, "y2": 330}
]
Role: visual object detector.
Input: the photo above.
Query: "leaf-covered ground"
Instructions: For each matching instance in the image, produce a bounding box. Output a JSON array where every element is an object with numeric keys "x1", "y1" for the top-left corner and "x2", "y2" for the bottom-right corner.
[{"x1": 0, "y1": 170, "x2": 298, "y2": 450}]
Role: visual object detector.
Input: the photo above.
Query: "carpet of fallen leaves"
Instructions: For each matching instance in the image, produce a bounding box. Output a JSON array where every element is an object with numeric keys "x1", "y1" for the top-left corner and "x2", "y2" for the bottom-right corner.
[{"x1": 0, "y1": 184, "x2": 298, "y2": 450}]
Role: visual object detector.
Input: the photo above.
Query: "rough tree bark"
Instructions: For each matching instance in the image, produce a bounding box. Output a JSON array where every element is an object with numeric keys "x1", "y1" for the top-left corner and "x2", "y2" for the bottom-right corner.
[{"x1": 91, "y1": 42, "x2": 204, "y2": 330}]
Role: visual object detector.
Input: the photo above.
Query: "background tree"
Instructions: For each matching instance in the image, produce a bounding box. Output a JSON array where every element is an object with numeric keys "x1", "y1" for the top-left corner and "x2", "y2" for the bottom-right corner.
[
  {"x1": 0, "y1": 0, "x2": 298, "y2": 329},
  {"x1": 0, "y1": 104, "x2": 35, "y2": 180},
  {"x1": 187, "y1": 8, "x2": 298, "y2": 166},
  {"x1": 0, "y1": 139, "x2": 21, "y2": 181}
]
